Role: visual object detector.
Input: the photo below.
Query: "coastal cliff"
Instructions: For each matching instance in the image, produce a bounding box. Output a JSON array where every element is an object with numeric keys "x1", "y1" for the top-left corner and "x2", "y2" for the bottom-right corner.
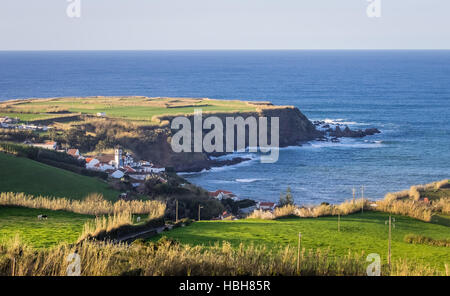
[{"x1": 137, "y1": 105, "x2": 320, "y2": 172}]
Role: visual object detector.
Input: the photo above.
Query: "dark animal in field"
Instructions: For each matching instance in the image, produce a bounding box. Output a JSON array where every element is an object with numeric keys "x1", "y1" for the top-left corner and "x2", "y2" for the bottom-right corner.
[{"x1": 37, "y1": 215, "x2": 48, "y2": 220}]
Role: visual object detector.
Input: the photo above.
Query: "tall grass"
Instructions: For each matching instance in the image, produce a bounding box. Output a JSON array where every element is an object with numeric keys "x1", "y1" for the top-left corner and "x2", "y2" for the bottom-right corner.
[
  {"x1": 404, "y1": 234, "x2": 450, "y2": 248},
  {"x1": 433, "y1": 198, "x2": 450, "y2": 215},
  {"x1": 78, "y1": 211, "x2": 134, "y2": 242},
  {"x1": 0, "y1": 237, "x2": 444, "y2": 276},
  {"x1": 384, "y1": 179, "x2": 449, "y2": 201},
  {"x1": 248, "y1": 199, "x2": 369, "y2": 220},
  {"x1": 376, "y1": 199, "x2": 432, "y2": 222},
  {"x1": 0, "y1": 192, "x2": 166, "y2": 216}
]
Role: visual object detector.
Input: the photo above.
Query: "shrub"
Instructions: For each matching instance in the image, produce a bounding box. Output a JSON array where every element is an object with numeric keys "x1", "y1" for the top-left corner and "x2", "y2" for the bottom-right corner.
[{"x1": 404, "y1": 234, "x2": 450, "y2": 247}]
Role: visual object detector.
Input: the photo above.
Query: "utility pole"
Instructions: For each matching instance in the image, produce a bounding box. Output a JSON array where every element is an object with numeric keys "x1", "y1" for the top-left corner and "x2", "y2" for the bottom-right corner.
[
  {"x1": 175, "y1": 200, "x2": 179, "y2": 223},
  {"x1": 385, "y1": 215, "x2": 396, "y2": 267},
  {"x1": 198, "y1": 205, "x2": 203, "y2": 221},
  {"x1": 297, "y1": 232, "x2": 302, "y2": 275},
  {"x1": 352, "y1": 187, "x2": 356, "y2": 205}
]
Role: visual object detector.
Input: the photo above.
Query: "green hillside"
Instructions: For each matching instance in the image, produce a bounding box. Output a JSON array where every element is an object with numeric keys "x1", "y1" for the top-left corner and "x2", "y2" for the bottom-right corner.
[
  {"x1": 150, "y1": 212, "x2": 450, "y2": 270},
  {"x1": 0, "y1": 152, "x2": 119, "y2": 200}
]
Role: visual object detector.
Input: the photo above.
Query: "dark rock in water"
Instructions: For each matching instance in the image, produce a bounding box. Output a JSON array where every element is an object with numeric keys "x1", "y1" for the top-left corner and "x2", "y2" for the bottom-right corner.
[
  {"x1": 329, "y1": 125, "x2": 381, "y2": 138},
  {"x1": 210, "y1": 157, "x2": 251, "y2": 168},
  {"x1": 363, "y1": 128, "x2": 381, "y2": 135},
  {"x1": 322, "y1": 124, "x2": 330, "y2": 129},
  {"x1": 316, "y1": 137, "x2": 328, "y2": 142},
  {"x1": 331, "y1": 137, "x2": 340, "y2": 143}
]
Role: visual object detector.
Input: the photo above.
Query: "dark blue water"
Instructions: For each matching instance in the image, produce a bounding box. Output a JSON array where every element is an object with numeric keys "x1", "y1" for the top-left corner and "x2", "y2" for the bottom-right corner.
[{"x1": 1, "y1": 51, "x2": 449, "y2": 204}]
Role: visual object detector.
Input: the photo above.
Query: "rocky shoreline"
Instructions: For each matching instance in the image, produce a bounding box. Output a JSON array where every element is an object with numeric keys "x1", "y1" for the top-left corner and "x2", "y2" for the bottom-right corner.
[{"x1": 312, "y1": 120, "x2": 381, "y2": 143}]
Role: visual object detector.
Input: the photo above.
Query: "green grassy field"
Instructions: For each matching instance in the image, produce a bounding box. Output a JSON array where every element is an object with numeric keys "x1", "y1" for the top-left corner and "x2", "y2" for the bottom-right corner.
[
  {"x1": 150, "y1": 212, "x2": 450, "y2": 269},
  {"x1": 0, "y1": 112, "x2": 61, "y2": 122},
  {"x1": 0, "y1": 206, "x2": 93, "y2": 248},
  {"x1": 1, "y1": 97, "x2": 258, "y2": 123},
  {"x1": 0, "y1": 152, "x2": 119, "y2": 200}
]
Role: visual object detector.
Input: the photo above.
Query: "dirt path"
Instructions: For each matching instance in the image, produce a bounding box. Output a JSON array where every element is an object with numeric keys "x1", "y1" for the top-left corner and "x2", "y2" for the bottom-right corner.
[{"x1": 115, "y1": 225, "x2": 167, "y2": 243}]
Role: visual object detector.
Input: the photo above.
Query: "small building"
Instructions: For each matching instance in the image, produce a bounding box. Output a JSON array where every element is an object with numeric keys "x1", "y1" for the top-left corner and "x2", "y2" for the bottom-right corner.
[
  {"x1": 209, "y1": 190, "x2": 238, "y2": 201},
  {"x1": 32, "y1": 141, "x2": 58, "y2": 150},
  {"x1": 67, "y1": 149, "x2": 80, "y2": 158},
  {"x1": 110, "y1": 170, "x2": 125, "y2": 179},
  {"x1": 257, "y1": 202, "x2": 276, "y2": 211},
  {"x1": 96, "y1": 112, "x2": 106, "y2": 117},
  {"x1": 85, "y1": 158, "x2": 100, "y2": 169}
]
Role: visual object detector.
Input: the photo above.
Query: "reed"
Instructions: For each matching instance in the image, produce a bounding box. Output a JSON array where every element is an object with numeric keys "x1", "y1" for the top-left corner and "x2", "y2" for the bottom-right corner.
[
  {"x1": 0, "y1": 238, "x2": 444, "y2": 276},
  {"x1": 0, "y1": 192, "x2": 166, "y2": 216}
]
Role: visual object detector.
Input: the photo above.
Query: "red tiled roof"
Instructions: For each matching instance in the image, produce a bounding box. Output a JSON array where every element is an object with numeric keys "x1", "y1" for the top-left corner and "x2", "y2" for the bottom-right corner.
[
  {"x1": 67, "y1": 149, "x2": 78, "y2": 156},
  {"x1": 209, "y1": 190, "x2": 234, "y2": 197},
  {"x1": 97, "y1": 154, "x2": 115, "y2": 163}
]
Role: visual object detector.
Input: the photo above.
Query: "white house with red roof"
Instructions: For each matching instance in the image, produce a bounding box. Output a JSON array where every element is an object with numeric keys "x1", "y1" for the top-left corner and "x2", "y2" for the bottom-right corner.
[
  {"x1": 257, "y1": 202, "x2": 276, "y2": 211},
  {"x1": 209, "y1": 190, "x2": 238, "y2": 201},
  {"x1": 67, "y1": 149, "x2": 80, "y2": 157},
  {"x1": 32, "y1": 141, "x2": 58, "y2": 150}
]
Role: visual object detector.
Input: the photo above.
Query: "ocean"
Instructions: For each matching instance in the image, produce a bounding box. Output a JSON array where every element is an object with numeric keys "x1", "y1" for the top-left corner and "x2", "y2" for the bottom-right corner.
[{"x1": 0, "y1": 50, "x2": 449, "y2": 204}]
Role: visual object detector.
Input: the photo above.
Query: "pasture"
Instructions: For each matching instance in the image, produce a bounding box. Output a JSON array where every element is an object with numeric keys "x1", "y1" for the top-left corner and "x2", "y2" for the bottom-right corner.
[
  {"x1": 0, "y1": 206, "x2": 93, "y2": 248},
  {"x1": 0, "y1": 97, "x2": 258, "y2": 123},
  {"x1": 150, "y1": 211, "x2": 450, "y2": 270}
]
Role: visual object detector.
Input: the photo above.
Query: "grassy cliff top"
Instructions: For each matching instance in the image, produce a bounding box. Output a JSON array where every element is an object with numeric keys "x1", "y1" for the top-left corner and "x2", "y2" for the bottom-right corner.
[{"x1": 0, "y1": 96, "x2": 281, "y2": 124}]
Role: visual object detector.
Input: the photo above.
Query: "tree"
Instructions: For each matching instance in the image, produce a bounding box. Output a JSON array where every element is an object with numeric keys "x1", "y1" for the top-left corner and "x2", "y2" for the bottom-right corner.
[
  {"x1": 285, "y1": 187, "x2": 294, "y2": 205},
  {"x1": 279, "y1": 187, "x2": 294, "y2": 207}
]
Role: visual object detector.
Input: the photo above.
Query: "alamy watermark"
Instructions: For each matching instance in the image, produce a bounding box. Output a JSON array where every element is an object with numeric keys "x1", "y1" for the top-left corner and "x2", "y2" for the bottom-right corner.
[
  {"x1": 66, "y1": 252, "x2": 81, "y2": 276},
  {"x1": 170, "y1": 109, "x2": 280, "y2": 163},
  {"x1": 66, "y1": 0, "x2": 81, "y2": 18},
  {"x1": 366, "y1": 253, "x2": 381, "y2": 276},
  {"x1": 366, "y1": 0, "x2": 381, "y2": 18}
]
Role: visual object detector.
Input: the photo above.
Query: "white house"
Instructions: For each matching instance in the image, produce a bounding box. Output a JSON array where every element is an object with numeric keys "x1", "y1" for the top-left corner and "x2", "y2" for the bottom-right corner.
[
  {"x1": 96, "y1": 112, "x2": 106, "y2": 117},
  {"x1": 85, "y1": 158, "x2": 100, "y2": 169},
  {"x1": 67, "y1": 149, "x2": 80, "y2": 158},
  {"x1": 110, "y1": 170, "x2": 125, "y2": 179},
  {"x1": 209, "y1": 190, "x2": 238, "y2": 201},
  {"x1": 257, "y1": 202, "x2": 276, "y2": 211},
  {"x1": 141, "y1": 165, "x2": 165, "y2": 173},
  {"x1": 32, "y1": 141, "x2": 58, "y2": 150}
]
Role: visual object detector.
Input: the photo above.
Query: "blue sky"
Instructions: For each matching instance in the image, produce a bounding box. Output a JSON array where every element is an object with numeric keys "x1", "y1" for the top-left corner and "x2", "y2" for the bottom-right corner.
[{"x1": 0, "y1": 0, "x2": 449, "y2": 50}]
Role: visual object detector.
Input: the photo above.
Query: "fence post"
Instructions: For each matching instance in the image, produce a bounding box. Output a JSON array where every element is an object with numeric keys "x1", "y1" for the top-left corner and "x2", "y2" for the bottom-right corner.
[{"x1": 297, "y1": 232, "x2": 301, "y2": 275}]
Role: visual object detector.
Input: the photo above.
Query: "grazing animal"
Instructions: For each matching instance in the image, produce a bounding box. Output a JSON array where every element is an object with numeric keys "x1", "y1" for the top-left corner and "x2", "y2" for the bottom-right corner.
[
  {"x1": 136, "y1": 216, "x2": 141, "y2": 223},
  {"x1": 37, "y1": 215, "x2": 43, "y2": 220},
  {"x1": 38, "y1": 215, "x2": 48, "y2": 220}
]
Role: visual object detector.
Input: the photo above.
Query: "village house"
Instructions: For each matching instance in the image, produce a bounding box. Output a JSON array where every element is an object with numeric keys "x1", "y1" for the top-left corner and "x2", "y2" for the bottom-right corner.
[
  {"x1": 257, "y1": 202, "x2": 276, "y2": 212},
  {"x1": 67, "y1": 149, "x2": 80, "y2": 158},
  {"x1": 85, "y1": 158, "x2": 100, "y2": 169},
  {"x1": 110, "y1": 170, "x2": 125, "y2": 179},
  {"x1": 208, "y1": 190, "x2": 239, "y2": 201},
  {"x1": 32, "y1": 141, "x2": 58, "y2": 150}
]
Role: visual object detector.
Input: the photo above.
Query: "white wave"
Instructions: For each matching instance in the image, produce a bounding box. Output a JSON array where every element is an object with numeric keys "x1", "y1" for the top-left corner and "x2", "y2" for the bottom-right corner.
[
  {"x1": 302, "y1": 139, "x2": 385, "y2": 149},
  {"x1": 315, "y1": 118, "x2": 370, "y2": 126},
  {"x1": 236, "y1": 178, "x2": 271, "y2": 183}
]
